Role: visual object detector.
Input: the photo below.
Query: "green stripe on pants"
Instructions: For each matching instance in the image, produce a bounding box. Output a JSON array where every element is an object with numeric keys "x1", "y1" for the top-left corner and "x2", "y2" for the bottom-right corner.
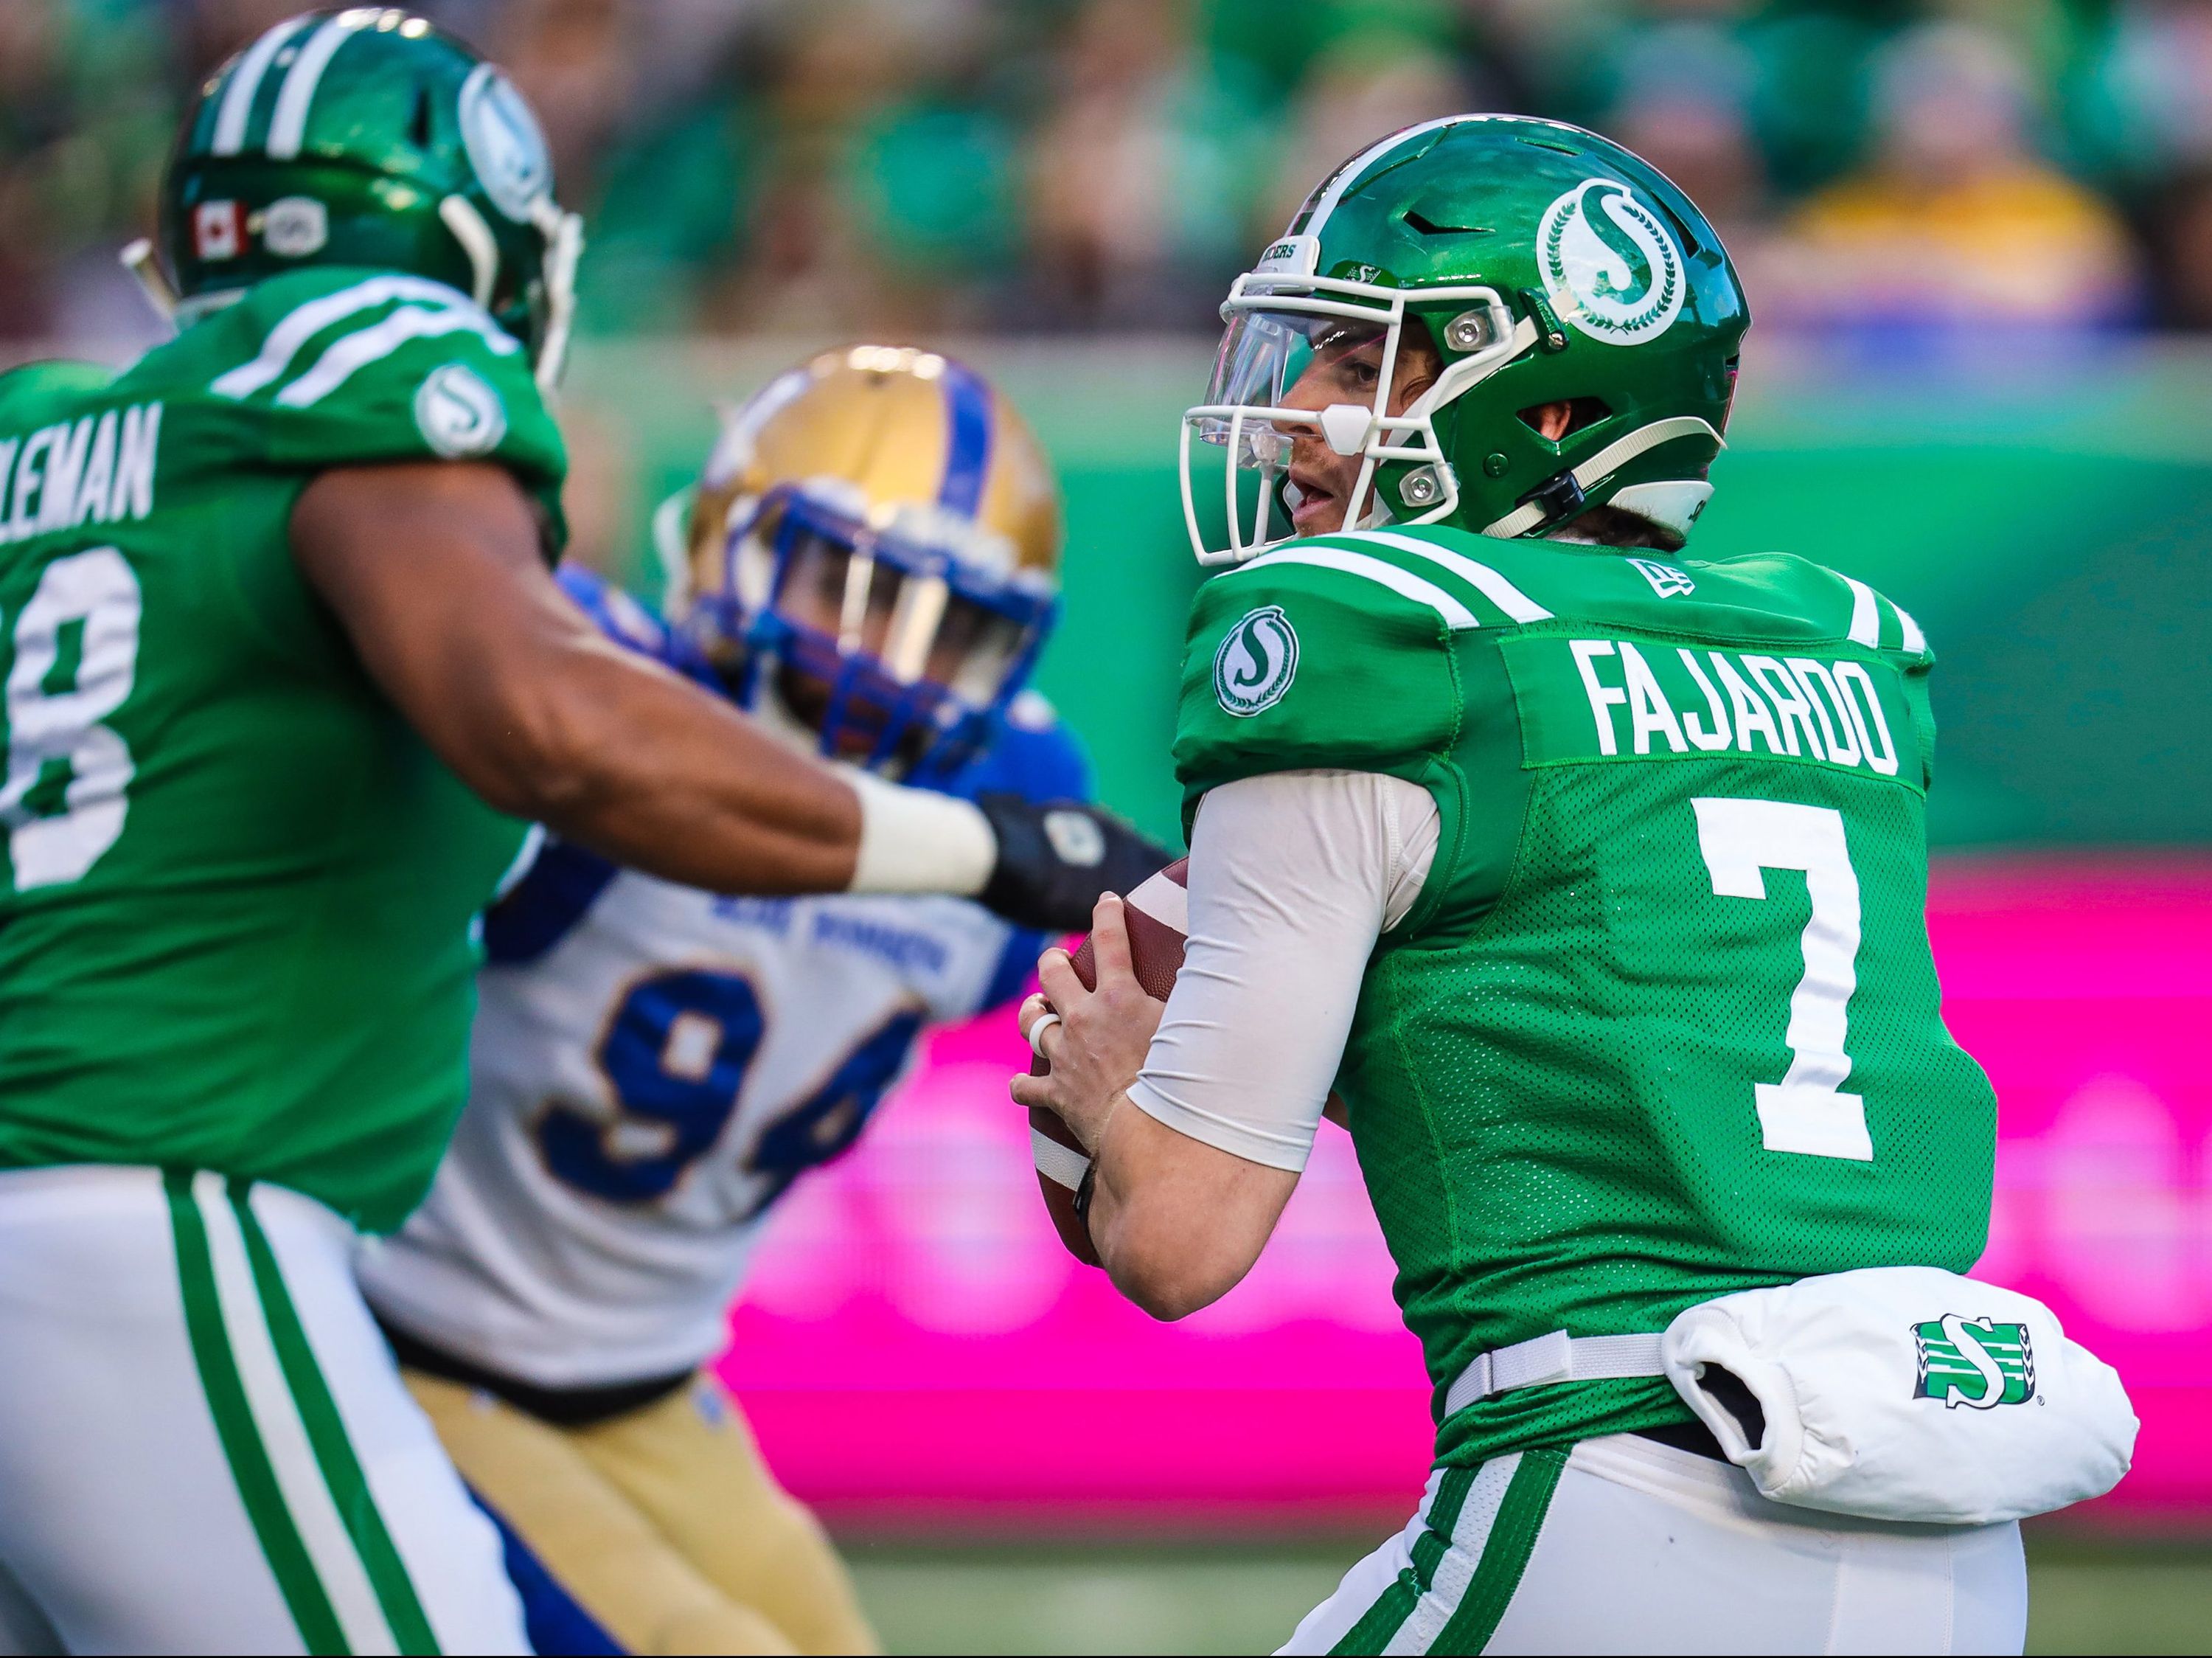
[
  {"x1": 228, "y1": 1180, "x2": 442, "y2": 1657},
  {"x1": 1432, "y1": 1449, "x2": 1568, "y2": 1654},
  {"x1": 165, "y1": 1169, "x2": 352, "y2": 1656},
  {"x1": 1328, "y1": 1467, "x2": 1478, "y2": 1656}
]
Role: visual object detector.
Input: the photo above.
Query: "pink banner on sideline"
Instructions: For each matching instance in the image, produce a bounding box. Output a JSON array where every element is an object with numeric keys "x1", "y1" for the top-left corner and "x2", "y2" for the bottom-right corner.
[{"x1": 720, "y1": 856, "x2": 2212, "y2": 1523}]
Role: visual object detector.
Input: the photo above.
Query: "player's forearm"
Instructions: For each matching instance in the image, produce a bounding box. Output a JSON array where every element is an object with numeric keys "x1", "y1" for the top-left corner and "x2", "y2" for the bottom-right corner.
[
  {"x1": 490, "y1": 638, "x2": 869, "y2": 893},
  {"x1": 293, "y1": 461, "x2": 997, "y2": 901},
  {"x1": 1088, "y1": 1103, "x2": 1295, "y2": 1321}
]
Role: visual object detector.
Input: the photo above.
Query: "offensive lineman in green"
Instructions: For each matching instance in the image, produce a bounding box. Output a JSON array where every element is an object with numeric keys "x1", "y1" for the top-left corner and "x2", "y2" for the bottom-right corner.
[
  {"x1": 0, "y1": 12, "x2": 1160, "y2": 1653},
  {"x1": 1018, "y1": 117, "x2": 2026, "y2": 1652}
]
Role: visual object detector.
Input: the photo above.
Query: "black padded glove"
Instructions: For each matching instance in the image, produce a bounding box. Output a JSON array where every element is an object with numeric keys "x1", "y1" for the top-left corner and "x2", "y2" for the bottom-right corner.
[{"x1": 973, "y1": 794, "x2": 1179, "y2": 933}]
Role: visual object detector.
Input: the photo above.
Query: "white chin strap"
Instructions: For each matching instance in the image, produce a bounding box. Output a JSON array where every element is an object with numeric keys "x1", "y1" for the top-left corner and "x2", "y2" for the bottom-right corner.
[
  {"x1": 1483, "y1": 415, "x2": 1724, "y2": 541},
  {"x1": 440, "y1": 193, "x2": 585, "y2": 393},
  {"x1": 532, "y1": 200, "x2": 585, "y2": 393}
]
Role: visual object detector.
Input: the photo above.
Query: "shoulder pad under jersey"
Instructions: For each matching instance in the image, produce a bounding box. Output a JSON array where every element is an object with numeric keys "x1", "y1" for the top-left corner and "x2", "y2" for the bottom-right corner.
[
  {"x1": 1172, "y1": 526, "x2": 1557, "y2": 800},
  {"x1": 187, "y1": 268, "x2": 567, "y2": 544}
]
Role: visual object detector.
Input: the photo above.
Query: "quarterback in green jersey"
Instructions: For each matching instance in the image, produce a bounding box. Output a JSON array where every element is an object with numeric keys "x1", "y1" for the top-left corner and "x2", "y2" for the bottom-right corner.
[
  {"x1": 0, "y1": 12, "x2": 1161, "y2": 1654},
  {"x1": 1019, "y1": 117, "x2": 2036, "y2": 1653}
]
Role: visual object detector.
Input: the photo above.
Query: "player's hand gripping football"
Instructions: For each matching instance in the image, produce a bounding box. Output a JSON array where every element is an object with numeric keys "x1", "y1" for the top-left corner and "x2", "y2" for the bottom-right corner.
[
  {"x1": 975, "y1": 795, "x2": 1177, "y2": 934},
  {"x1": 1012, "y1": 894, "x2": 1166, "y2": 1154}
]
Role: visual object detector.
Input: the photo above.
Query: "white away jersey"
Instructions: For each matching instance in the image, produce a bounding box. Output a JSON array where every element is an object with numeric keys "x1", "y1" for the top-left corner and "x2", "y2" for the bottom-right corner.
[{"x1": 359, "y1": 569, "x2": 1083, "y2": 1389}]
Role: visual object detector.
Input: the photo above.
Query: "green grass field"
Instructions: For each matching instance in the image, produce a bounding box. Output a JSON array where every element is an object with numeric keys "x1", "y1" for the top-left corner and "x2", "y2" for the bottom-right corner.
[{"x1": 839, "y1": 1525, "x2": 2212, "y2": 1655}]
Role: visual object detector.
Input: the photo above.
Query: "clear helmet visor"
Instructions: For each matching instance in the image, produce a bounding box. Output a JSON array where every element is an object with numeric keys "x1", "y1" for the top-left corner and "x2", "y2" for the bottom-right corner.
[{"x1": 1185, "y1": 308, "x2": 1400, "y2": 555}]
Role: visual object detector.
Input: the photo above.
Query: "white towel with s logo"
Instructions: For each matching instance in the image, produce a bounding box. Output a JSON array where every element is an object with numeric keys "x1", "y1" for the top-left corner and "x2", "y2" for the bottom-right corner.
[{"x1": 1660, "y1": 1265, "x2": 2137, "y2": 1525}]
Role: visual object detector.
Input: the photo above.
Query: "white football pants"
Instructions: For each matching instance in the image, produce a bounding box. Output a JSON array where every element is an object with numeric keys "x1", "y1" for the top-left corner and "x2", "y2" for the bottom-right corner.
[
  {"x1": 1281, "y1": 1432, "x2": 2026, "y2": 1656},
  {"x1": 0, "y1": 1165, "x2": 528, "y2": 1656}
]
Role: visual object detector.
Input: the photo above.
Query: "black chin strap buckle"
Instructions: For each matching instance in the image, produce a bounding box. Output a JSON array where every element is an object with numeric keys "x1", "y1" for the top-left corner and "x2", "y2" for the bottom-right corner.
[{"x1": 1520, "y1": 468, "x2": 1587, "y2": 528}]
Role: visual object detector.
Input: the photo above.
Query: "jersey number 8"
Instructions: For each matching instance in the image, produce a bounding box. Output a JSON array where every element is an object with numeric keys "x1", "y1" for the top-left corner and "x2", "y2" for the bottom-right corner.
[
  {"x1": 538, "y1": 966, "x2": 925, "y2": 1212},
  {"x1": 1, "y1": 548, "x2": 141, "y2": 891}
]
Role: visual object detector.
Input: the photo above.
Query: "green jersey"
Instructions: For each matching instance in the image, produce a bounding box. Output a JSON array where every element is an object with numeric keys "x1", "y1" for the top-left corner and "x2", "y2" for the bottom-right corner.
[
  {"x1": 0, "y1": 268, "x2": 566, "y2": 1232},
  {"x1": 1175, "y1": 525, "x2": 1996, "y2": 1466}
]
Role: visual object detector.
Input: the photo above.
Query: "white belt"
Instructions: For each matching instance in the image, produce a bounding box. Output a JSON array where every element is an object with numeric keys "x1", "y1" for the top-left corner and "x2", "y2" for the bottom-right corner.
[{"x1": 1443, "y1": 1330, "x2": 1667, "y2": 1419}]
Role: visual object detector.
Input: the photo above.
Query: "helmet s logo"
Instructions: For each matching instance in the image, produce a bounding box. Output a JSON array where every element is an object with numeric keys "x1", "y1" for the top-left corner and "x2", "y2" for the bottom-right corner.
[
  {"x1": 459, "y1": 65, "x2": 554, "y2": 223},
  {"x1": 1214, "y1": 606, "x2": 1299, "y2": 717},
  {"x1": 414, "y1": 364, "x2": 508, "y2": 458},
  {"x1": 1539, "y1": 180, "x2": 1685, "y2": 346}
]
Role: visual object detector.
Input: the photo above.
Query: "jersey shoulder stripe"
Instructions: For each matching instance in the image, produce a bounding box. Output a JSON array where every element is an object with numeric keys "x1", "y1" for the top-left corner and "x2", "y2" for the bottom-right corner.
[
  {"x1": 1837, "y1": 572, "x2": 1930, "y2": 658},
  {"x1": 1328, "y1": 529, "x2": 1555, "y2": 624},
  {"x1": 1222, "y1": 544, "x2": 1480, "y2": 630},
  {"x1": 276, "y1": 305, "x2": 516, "y2": 409},
  {"x1": 212, "y1": 275, "x2": 517, "y2": 405}
]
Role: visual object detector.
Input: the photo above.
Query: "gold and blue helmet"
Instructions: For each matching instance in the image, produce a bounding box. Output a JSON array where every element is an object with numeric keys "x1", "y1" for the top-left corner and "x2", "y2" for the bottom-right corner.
[{"x1": 661, "y1": 344, "x2": 1062, "y2": 783}]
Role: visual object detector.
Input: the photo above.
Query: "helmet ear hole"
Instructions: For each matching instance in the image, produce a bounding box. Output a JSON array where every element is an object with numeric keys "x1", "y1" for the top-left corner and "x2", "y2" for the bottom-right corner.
[{"x1": 1517, "y1": 397, "x2": 1612, "y2": 441}]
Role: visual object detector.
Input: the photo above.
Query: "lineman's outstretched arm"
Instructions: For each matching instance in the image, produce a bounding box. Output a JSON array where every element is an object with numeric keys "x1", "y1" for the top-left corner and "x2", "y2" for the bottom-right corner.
[
  {"x1": 1012, "y1": 769, "x2": 1436, "y2": 1319},
  {"x1": 293, "y1": 461, "x2": 1161, "y2": 924}
]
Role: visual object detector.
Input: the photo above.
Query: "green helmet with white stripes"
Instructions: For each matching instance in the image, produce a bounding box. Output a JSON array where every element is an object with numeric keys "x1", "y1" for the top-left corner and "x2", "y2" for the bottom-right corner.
[
  {"x1": 149, "y1": 7, "x2": 581, "y2": 389},
  {"x1": 1181, "y1": 115, "x2": 1748, "y2": 563}
]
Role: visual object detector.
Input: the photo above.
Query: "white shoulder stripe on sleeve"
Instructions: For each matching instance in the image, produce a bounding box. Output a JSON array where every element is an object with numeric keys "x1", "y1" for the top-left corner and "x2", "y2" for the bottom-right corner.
[
  {"x1": 1333, "y1": 529, "x2": 1554, "y2": 622},
  {"x1": 1228, "y1": 547, "x2": 1479, "y2": 631},
  {"x1": 1843, "y1": 575, "x2": 1881, "y2": 647},
  {"x1": 276, "y1": 305, "x2": 517, "y2": 409},
  {"x1": 212, "y1": 275, "x2": 482, "y2": 400},
  {"x1": 263, "y1": 9, "x2": 377, "y2": 161},
  {"x1": 1892, "y1": 602, "x2": 1928, "y2": 654},
  {"x1": 211, "y1": 16, "x2": 312, "y2": 156}
]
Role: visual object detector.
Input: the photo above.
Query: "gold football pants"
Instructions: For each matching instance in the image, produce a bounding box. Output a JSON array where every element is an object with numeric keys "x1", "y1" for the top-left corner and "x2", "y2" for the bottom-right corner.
[{"x1": 403, "y1": 1367, "x2": 879, "y2": 1656}]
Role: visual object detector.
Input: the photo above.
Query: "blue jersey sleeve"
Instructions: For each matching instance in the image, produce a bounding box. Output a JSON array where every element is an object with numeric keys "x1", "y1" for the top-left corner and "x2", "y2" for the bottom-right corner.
[
  {"x1": 554, "y1": 564, "x2": 723, "y2": 685},
  {"x1": 947, "y1": 693, "x2": 1095, "y2": 806},
  {"x1": 948, "y1": 696, "x2": 1098, "y2": 1012}
]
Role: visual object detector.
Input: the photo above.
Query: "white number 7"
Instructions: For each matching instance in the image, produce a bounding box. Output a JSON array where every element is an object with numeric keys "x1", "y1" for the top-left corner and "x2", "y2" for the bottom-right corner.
[{"x1": 1693, "y1": 797, "x2": 1873, "y2": 1162}]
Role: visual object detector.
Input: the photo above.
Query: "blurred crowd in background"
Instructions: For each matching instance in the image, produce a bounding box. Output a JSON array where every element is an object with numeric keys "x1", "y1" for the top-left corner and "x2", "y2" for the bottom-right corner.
[{"x1": 11, "y1": 0, "x2": 2212, "y2": 358}]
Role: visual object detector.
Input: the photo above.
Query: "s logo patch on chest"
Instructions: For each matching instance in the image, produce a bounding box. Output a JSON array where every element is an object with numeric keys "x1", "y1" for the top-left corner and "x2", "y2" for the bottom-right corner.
[
  {"x1": 1214, "y1": 605, "x2": 1299, "y2": 716},
  {"x1": 1914, "y1": 1315, "x2": 2037, "y2": 1409},
  {"x1": 1539, "y1": 179, "x2": 1686, "y2": 347},
  {"x1": 414, "y1": 363, "x2": 507, "y2": 458}
]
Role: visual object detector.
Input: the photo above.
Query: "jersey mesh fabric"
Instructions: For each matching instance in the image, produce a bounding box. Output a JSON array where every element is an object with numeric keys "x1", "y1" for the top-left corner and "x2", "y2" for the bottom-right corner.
[
  {"x1": 1173, "y1": 526, "x2": 1996, "y2": 1468},
  {"x1": 0, "y1": 268, "x2": 563, "y2": 1232},
  {"x1": 1348, "y1": 757, "x2": 1994, "y2": 1464}
]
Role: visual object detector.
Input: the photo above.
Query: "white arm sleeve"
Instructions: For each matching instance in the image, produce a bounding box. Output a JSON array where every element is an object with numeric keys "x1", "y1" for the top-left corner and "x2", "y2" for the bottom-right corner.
[{"x1": 1124, "y1": 769, "x2": 1438, "y2": 1173}]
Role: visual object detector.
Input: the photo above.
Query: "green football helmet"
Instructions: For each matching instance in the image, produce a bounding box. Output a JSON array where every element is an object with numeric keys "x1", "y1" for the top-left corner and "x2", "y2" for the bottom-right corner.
[
  {"x1": 1181, "y1": 115, "x2": 1749, "y2": 563},
  {"x1": 133, "y1": 7, "x2": 582, "y2": 389}
]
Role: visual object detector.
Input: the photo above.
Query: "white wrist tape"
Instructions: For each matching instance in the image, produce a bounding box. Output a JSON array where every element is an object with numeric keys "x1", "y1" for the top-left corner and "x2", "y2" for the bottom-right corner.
[{"x1": 844, "y1": 769, "x2": 996, "y2": 898}]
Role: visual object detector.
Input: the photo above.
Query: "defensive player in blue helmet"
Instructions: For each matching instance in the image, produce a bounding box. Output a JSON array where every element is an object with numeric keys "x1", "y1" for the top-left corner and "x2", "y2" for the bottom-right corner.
[{"x1": 362, "y1": 345, "x2": 1091, "y2": 1654}]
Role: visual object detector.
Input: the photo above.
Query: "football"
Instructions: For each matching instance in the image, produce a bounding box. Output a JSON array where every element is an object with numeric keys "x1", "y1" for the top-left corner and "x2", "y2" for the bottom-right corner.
[{"x1": 1029, "y1": 859, "x2": 1189, "y2": 1266}]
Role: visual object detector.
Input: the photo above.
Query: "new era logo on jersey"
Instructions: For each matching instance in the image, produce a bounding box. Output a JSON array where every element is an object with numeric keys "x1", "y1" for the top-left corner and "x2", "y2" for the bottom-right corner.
[
  {"x1": 1214, "y1": 606, "x2": 1299, "y2": 716},
  {"x1": 1913, "y1": 1315, "x2": 2037, "y2": 1410},
  {"x1": 1628, "y1": 558, "x2": 1695, "y2": 597}
]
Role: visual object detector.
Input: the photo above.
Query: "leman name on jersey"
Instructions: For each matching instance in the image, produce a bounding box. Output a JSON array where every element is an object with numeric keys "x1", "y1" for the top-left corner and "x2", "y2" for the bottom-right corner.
[
  {"x1": 360, "y1": 568, "x2": 1084, "y2": 1390},
  {"x1": 0, "y1": 267, "x2": 563, "y2": 1233}
]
